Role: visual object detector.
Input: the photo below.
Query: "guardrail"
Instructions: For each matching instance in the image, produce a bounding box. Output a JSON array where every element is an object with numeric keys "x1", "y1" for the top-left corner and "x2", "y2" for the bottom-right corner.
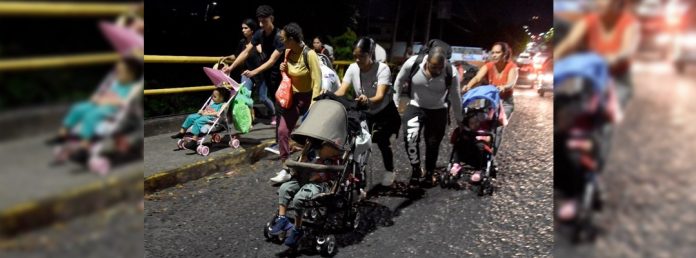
[
  {"x1": 0, "y1": 2, "x2": 135, "y2": 17},
  {"x1": 144, "y1": 55, "x2": 356, "y2": 95}
]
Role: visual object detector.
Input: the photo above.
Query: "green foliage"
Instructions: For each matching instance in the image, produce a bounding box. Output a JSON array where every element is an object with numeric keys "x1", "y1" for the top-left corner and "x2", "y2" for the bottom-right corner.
[{"x1": 328, "y1": 28, "x2": 357, "y2": 60}]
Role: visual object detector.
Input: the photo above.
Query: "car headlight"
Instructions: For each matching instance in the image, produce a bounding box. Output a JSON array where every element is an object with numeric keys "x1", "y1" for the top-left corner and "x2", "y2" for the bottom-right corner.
[
  {"x1": 527, "y1": 73, "x2": 537, "y2": 80},
  {"x1": 656, "y1": 33, "x2": 671, "y2": 45}
]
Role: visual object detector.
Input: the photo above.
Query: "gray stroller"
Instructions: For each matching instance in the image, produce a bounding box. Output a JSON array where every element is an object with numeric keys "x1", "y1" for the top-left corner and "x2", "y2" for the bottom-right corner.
[{"x1": 263, "y1": 96, "x2": 372, "y2": 256}]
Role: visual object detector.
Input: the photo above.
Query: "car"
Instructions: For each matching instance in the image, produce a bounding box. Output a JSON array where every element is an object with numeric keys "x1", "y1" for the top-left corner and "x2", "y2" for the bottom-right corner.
[
  {"x1": 517, "y1": 63, "x2": 537, "y2": 86},
  {"x1": 516, "y1": 52, "x2": 532, "y2": 65}
]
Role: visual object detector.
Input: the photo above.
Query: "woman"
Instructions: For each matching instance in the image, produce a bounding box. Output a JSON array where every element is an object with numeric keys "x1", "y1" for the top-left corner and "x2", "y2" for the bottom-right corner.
[
  {"x1": 269, "y1": 23, "x2": 323, "y2": 183},
  {"x1": 236, "y1": 18, "x2": 276, "y2": 123},
  {"x1": 554, "y1": 0, "x2": 638, "y2": 222},
  {"x1": 554, "y1": 0, "x2": 638, "y2": 108},
  {"x1": 334, "y1": 37, "x2": 401, "y2": 187},
  {"x1": 464, "y1": 42, "x2": 517, "y2": 119},
  {"x1": 463, "y1": 42, "x2": 517, "y2": 183},
  {"x1": 311, "y1": 36, "x2": 331, "y2": 59}
]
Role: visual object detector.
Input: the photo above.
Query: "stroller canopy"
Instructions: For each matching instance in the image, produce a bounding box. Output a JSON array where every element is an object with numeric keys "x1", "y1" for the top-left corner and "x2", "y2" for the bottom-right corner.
[
  {"x1": 462, "y1": 85, "x2": 500, "y2": 110},
  {"x1": 291, "y1": 99, "x2": 348, "y2": 150},
  {"x1": 553, "y1": 52, "x2": 608, "y2": 93}
]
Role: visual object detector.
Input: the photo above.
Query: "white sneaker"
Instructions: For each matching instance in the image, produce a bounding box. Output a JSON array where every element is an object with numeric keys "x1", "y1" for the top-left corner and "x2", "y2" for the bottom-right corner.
[
  {"x1": 264, "y1": 144, "x2": 280, "y2": 155},
  {"x1": 381, "y1": 171, "x2": 396, "y2": 186},
  {"x1": 270, "y1": 169, "x2": 291, "y2": 183}
]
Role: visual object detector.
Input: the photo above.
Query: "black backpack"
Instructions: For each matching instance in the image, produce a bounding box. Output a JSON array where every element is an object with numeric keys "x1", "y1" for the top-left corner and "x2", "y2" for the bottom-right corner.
[{"x1": 401, "y1": 39, "x2": 454, "y2": 98}]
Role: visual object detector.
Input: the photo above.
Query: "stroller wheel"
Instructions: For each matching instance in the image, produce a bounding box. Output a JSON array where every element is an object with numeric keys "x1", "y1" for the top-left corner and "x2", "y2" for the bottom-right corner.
[
  {"x1": 176, "y1": 139, "x2": 185, "y2": 149},
  {"x1": 230, "y1": 137, "x2": 240, "y2": 149},
  {"x1": 211, "y1": 134, "x2": 221, "y2": 143},
  {"x1": 317, "y1": 234, "x2": 337, "y2": 257},
  {"x1": 89, "y1": 156, "x2": 110, "y2": 176},
  {"x1": 263, "y1": 220, "x2": 273, "y2": 241},
  {"x1": 439, "y1": 173, "x2": 449, "y2": 188},
  {"x1": 197, "y1": 145, "x2": 210, "y2": 156},
  {"x1": 478, "y1": 178, "x2": 489, "y2": 196}
]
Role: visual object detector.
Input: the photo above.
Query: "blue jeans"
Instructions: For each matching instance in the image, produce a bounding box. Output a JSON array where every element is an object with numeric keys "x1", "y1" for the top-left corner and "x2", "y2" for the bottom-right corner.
[{"x1": 241, "y1": 75, "x2": 275, "y2": 116}]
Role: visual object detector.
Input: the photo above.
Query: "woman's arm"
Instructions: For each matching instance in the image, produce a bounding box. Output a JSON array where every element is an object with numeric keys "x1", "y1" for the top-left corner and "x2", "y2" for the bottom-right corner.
[
  {"x1": 244, "y1": 50, "x2": 283, "y2": 78},
  {"x1": 464, "y1": 64, "x2": 488, "y2": 92},
  {"x1": 607, "y1": 22, "x2": 640, "y2": 65},
  {"x1": 501, "y1": 67, "x2": 519, "y2": 91},
  {"x1": 554, "y1": 19, "x2": 588, "y2": 61},
  {"x1": 307, "y1": 51, "x2": 323, "y2": 105},
  {"x1": 368, "y1": 64, "x2": 392, "y2": 104}
]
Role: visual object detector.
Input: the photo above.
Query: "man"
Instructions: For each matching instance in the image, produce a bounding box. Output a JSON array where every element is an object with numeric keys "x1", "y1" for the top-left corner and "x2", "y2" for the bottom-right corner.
[
  {"x1": 393, "y1": 47, "x2": 462, "y2": 187},
  {"x1": 223, "y1": 5, "x2": 285, "y2": 157}
]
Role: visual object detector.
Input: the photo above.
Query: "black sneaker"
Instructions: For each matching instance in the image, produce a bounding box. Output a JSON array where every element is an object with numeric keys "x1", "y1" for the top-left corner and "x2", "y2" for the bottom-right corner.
[
  {"x1": 45, "y1": 135, "x2": 66, "y2": 145},
  {"x1": 170, "y1": 132, "x2": 186, "y2": 139}
]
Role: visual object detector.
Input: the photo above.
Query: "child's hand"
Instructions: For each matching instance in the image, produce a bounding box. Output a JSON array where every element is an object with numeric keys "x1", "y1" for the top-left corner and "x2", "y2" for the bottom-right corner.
[{"x1": 279, "y1": 62, "x2": 287, "y2": 72}]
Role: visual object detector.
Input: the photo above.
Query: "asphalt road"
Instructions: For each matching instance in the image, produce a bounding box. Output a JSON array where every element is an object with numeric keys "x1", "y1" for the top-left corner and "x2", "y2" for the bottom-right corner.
[{"x1": 144, "y1": 87, "x2": 554, "y2": 257}]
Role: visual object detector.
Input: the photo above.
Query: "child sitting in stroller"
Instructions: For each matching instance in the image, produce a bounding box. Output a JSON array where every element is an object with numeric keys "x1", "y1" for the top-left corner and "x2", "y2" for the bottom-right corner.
[
  {"x1": 444, "y1": 85, "x2": 507, "y2": 190},
  {"x1": 264, "y1": 97, "x2": 369, "y2": 255},
  {"x1": 269, "y1": 140, "x2": 342, "y2": 248},
  {"x1": 170, "y1": 87, "x2": 230, "y2": 150}
]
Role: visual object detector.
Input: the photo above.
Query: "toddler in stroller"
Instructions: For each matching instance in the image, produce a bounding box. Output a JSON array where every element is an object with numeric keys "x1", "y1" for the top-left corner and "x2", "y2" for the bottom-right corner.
[
  {"x1": 172, "y1": 67, "x2": 251, "y2": 156},
  {"x1": 554, "y1": 53, "x2": 622, "y2": 242},
  {"x1": 442, "y1": 85, "x2": 507, "y2": 195},
  {"x1": 47, "y1": 22, "x2": 143, "y2": 175},
  {"x1": 264, "y1": 96, "x2": 371, "y2": 256}
]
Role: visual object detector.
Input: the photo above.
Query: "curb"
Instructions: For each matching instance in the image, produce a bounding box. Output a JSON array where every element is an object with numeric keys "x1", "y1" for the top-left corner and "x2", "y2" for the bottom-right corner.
[
  {"x1": 0, "y1": 166, "x2": 143, "y2": 238},
  {"x1": 144, "y1": 139, "x2": 274, "y2": 194}
]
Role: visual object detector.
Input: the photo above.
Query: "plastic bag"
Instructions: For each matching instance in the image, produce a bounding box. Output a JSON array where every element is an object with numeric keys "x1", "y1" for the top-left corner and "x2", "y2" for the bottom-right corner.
[{"x1": 232, "y1": 86, "x2": 254, "y2": 134}]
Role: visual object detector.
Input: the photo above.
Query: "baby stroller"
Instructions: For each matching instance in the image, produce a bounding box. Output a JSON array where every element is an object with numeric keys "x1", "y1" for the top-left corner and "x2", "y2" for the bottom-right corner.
[
  {"x1": 263, "y1": 95, "x2": 371, "y2": 256},
  {"x1": 441, "y1": 85, "x2": 505, "y2": 196},
  {"x1": 52, "y1": 72, "x2": 144, "y2": 175},
  {"x1": 175, "y1": 67, "x2": 246, "y2": 156},
  {"x1": 51, "y1": 22, "x2": 144, "y2": 175},
  {"x1": 554, "y1": 53, "x2": 621, "y2": 242}
]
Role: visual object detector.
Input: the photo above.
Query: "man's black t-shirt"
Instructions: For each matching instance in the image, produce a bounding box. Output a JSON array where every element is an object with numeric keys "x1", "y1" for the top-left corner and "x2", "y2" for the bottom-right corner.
[{"x1": 251, "y1": 27, "x2": 285, "y2": 72}]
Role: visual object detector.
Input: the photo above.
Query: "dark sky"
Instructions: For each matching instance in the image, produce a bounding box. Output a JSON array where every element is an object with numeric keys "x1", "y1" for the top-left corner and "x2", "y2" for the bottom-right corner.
[{"x1": 145, "y1": 0, "x2": 553, "y2": 56}]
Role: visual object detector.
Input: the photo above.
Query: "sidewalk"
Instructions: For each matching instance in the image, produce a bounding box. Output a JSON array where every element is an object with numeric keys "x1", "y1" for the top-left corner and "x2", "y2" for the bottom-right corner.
[
  {"x1": 0, "y1": 134, "x2": 143, "y2": 237},
  {"x1": 144, "y1": 118, "x2": 276, "y2": 193}
]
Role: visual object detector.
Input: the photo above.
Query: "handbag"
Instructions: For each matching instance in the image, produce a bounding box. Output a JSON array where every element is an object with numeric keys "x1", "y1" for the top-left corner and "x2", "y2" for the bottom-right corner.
[{"x1": 275, "y1": 50, "x2": 293, "y2": 109}]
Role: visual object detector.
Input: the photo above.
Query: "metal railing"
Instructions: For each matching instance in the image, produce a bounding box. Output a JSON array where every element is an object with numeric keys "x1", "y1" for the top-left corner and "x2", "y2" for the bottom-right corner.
[
  {"x1": 0, "y1": 2, "x2": 139, "y2": 71},
  {"x1": 0, "y1": 2, "x2": 135, "y2": 17},
  {"x1": 144, "y1": 55, "x2": 356, "y2": 95}
]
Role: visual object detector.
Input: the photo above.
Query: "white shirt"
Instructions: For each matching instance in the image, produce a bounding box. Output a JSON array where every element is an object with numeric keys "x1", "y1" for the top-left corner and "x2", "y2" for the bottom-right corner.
[
  {"x1": 375, "y1": 44, "x2": 387, "y2": 63},
  {"x1": 342, "y1": 62, "x2": 392, "y2": 114},
  {"x1": 393, "y1": 55, "x2": 463, "y2": 122},
  {"x1": 320, "y1": 64, "x2": 340, "y2": 93}
]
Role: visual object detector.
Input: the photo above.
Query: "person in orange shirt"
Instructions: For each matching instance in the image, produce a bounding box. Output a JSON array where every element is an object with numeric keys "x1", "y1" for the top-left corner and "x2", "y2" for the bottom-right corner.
[
  {"x1": 464, "y1": 42, "x2": 518, "y2": 119},
  {"x1": 554, "y1": 0, "x2": 639, "y2": 108}
]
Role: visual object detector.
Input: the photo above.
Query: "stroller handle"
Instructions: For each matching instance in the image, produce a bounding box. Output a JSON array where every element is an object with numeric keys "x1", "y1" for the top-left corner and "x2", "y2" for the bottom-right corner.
[{"x1": 285, "y1": 160, "x2": 344, "y2": 173}]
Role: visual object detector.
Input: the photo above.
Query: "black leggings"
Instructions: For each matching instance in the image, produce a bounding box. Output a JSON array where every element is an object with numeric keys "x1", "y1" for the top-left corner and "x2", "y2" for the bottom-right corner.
[
  {"x1": 402, "y1": 105, "x2": 448, "y2": 176},
  {"x1": 367, "y1": 101, "x2": 401, "y2": 172}
]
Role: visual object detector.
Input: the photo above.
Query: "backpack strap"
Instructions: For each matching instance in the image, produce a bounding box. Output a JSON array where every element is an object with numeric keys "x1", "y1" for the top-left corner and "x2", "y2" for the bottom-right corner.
[
  {"x1": 406, "y1": 54, "x2": 426, "y2": 98},
  {"x1": 302, "y1": 45, "x2": 311, "y2": 74}
]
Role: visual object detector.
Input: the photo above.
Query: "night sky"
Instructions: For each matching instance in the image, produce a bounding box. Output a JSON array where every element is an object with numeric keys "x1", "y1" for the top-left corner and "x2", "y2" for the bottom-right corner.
[{"x1": 145, "y1": 0, "x2": 553, "y2": 56}]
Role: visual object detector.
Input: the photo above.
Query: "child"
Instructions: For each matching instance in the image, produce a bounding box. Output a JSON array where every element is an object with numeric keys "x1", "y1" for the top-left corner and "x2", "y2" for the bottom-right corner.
[
  {"x1": 47, "y1": 56, "x2": 143, "y2": 162},
  {"x1": 170, "y1": 88, "x2": 230, "y2": 150},
  {"x1": 270, "y1": 141, "x2": 341, "y2": 248}
]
